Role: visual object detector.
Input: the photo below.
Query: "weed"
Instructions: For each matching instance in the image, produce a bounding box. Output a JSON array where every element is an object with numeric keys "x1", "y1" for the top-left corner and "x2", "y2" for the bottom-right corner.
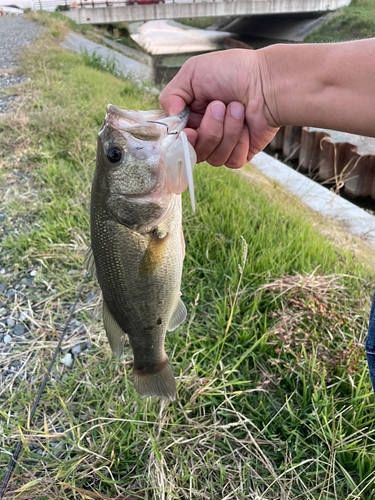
[
  {"x1": 305, "y1": 0, "x2": 375, "y2": 42},
  {"x1": 80, "y1": 48, "x2": 122, "y2": 78},
  {"x1": 1, "y1": 16, "x2": 375, "y2": 500}
]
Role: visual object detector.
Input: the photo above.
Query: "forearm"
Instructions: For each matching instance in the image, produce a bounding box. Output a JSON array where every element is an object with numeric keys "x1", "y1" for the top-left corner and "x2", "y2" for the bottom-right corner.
[{"x1": 258, "y1": 39, "x2": 375, "y2": 137}]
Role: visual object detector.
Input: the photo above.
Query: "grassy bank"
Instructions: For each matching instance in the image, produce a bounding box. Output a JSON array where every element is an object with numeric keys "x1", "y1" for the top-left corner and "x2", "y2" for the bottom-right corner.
[
  {"x1": 305, "y1": 0, "x2": 375, "y2": 43},
  {"x1": 1, "y1": 15, "x2": 375, "y2": 499}
]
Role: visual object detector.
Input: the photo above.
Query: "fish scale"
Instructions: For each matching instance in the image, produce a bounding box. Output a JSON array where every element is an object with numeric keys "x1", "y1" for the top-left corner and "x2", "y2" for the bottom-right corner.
[{"x1": 86, "y1": 105, "x2": 190, "y2": 401}]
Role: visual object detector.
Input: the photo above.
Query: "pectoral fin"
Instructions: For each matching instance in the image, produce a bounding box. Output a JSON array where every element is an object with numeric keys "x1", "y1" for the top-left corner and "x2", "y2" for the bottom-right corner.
[
  {"x1": 84, "y1": 246, "x2": 97, "y2": 278},
  {"x1": 167, "y1": 298, "x2": 187, "y2": 332},
  {"x1": 103, "y1": 300, "x2": 126, "y2": 357}
]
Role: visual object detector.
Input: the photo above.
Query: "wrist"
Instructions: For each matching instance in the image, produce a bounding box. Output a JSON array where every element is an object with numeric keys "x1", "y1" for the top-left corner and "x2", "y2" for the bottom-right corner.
[
  {"x1": 255, "y1": 46, "x2": 284, "y2": 129},
  {"x1": 256, "y1": 43, "x2": 329, "y2": 129}
]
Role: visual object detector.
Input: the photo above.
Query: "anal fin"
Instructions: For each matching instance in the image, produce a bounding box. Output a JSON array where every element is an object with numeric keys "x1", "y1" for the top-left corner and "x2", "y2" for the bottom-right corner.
[
  {"x1": 103, "y1": 300, "x2": 126, "y2": 357},
  {"x1": 133, "y1": 359, "x2": 176, "y2": 401},
  {"x1": 167, "y1": 298, "x2": 187, "y2": 332}
]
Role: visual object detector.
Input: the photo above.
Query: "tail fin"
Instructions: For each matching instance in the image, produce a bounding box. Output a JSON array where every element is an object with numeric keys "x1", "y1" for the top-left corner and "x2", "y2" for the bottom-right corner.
[{"x1": 133, "y1": 360, "x2": 176, "y2": 401}]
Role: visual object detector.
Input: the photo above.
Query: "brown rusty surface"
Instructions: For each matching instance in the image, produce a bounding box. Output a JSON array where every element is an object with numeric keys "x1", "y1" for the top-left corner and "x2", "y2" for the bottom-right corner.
[
  {"x1": 270, "y1": 126, "x2": 284, "y2": 150},
  {"x1": 299, "y1": 127, "x2": 326, "y2": 174},
  {"x1": 269, "y1": 126, "x2": 375, "y2": 200},
  {"x1": 282, "y1": 125, "x2": 302, "y2": 160}
]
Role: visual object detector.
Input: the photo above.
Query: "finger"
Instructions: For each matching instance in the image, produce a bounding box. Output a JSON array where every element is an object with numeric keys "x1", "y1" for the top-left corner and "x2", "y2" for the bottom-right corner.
[
  {"x1": 186, "y1": 110, "x2": 204, "y2": 129},
  {"x1": 206, "y1": 101, "x2": 245, "y2": 167},
  {"x1": 225, "y1": 124, "x2": 250, "y2": 169},
  {"x1": 194, "y1": 101, "x2": 226, "y2": 163},
  {"x1": 160, "y1": 95, "x2": 187, "y2": 117},
  {"x1": 159, "y1": 59, "x2": 195, "y2": 116},
  {"x1": 183, "y1": 128, "x2": 198, "y2": 149}
]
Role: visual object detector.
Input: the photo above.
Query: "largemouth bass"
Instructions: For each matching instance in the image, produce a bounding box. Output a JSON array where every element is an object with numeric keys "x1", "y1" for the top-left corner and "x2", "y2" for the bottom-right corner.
[{"x1": 86, "y1": 105, "x2": 190, "y2": 401}]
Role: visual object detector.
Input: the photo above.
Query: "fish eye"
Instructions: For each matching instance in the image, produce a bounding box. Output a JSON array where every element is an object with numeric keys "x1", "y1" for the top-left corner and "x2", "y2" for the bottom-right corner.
[{"x1": 106, "y1": 145, "x2": 123, "y2": 164}]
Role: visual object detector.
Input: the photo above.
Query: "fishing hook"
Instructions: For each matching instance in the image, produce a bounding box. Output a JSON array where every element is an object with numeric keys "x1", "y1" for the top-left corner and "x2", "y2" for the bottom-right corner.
[{"x1": 146, "y1": 120, "x2": 178, "y2": 135}]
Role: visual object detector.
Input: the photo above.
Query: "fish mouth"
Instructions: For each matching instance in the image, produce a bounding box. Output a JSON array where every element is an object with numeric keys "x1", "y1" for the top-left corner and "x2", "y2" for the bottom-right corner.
[{"x1": 105, "y1": 104, "x2": 189, "y2": 140}]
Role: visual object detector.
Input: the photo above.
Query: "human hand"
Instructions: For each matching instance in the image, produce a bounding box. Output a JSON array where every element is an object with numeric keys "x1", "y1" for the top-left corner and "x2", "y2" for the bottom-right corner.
[{"x1": 159, "y1": 49, "x2": 280, "y2": 169}]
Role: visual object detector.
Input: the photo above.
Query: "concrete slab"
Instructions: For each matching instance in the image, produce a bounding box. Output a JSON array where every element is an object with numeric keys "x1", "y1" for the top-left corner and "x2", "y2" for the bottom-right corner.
[
  {"x1": 130, "y1": 19, "x2": 231, "y2": 55},
  {"x1": 63, "y1": 0, "x2": 352, "y2": 25},
  {"x1": 250, "y1": 152, "x2": 375, "y2": 243},
  {"x1": 60, "y1": 32, "x2": 153, "y2": 82}
]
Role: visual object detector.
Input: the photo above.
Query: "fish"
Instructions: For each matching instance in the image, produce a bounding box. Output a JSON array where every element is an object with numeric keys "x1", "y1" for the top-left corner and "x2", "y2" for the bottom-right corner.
[{"x1": 85, "y1": 104, "x2": 190, "y2": 401}]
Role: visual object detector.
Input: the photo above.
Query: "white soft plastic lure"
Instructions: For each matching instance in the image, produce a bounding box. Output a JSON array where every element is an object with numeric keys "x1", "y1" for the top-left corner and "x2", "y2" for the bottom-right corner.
[{"x1": 163, "y1": 130, "x2": 196, "y2": 211}]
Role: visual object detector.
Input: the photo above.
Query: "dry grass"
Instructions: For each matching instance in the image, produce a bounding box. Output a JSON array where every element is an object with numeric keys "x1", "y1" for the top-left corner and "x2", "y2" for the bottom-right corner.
[{"x1": 1, "y1": 15, "x2": 375, "y2": 500}]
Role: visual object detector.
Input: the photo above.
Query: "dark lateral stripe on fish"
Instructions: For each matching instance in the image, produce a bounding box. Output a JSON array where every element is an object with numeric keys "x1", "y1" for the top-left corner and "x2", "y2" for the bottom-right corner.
[
  {"x1": 139, "y1": 231, "x2": 169, "y2": 276},
  {"x1": 133, "y1": 359, "x2": 176, "y2": 401}
]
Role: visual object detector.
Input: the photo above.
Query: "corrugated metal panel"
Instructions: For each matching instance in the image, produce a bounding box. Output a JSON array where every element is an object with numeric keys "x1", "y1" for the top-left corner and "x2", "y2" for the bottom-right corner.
[{"x1": 270, "y1": 126, "x2": 375, "y2": 200}]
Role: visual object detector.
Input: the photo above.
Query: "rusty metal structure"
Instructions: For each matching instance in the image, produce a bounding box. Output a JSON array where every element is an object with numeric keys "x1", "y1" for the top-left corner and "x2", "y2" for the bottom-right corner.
[{"x1": 270, "y1": 126, "x2": 375, "y2": 201}]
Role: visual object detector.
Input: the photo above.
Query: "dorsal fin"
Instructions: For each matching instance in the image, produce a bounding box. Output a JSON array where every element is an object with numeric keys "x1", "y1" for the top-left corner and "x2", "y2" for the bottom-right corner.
[{"x1": 103, "y1": 300, "x2": 126, "y2": 357}]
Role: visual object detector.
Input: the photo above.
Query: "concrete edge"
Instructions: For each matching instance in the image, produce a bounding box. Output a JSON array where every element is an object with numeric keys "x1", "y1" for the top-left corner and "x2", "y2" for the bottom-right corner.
[{"x1": 250, "y1": 151, "x2": 375, "y2": 244}]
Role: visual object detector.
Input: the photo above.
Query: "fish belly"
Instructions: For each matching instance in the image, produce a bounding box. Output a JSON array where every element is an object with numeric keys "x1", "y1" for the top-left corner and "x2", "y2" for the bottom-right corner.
[{"x1": 91, "y1": 206, "x2": 184, "y2": 400}]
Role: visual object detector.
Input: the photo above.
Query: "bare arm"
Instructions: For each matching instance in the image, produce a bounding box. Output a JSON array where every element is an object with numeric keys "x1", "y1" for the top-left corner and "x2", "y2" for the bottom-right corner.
[
  {"x1": 261, "y1": 38, "x2": 375, "y2": 137},
  {"x1": 159, "y1": 39, "x2": 375, "y2": 168}
]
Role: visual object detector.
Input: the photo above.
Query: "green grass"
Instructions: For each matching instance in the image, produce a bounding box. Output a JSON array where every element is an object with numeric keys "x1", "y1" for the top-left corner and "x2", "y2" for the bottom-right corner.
[
  {"x1": 80, "y1": 48, "x2": 122, "y2": 77},
  {"x1": 305, "y1": 0, "x2": 375, "y2": 43},
  {"x1": 1, "y1": 15, "x2": 375, "y2": 499},
  {"x1": 24, "y1": 9, "x2": 95, "y2": 39}
]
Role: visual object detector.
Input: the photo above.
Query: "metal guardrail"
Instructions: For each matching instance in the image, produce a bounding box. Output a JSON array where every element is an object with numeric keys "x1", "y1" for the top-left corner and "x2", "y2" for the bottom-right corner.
[
  {"x1": 32, "y1": 0, "x2": 69, "y2": 10},
  {"x1": 32, "y1": 0, "x2": 232, "y2": 10}
]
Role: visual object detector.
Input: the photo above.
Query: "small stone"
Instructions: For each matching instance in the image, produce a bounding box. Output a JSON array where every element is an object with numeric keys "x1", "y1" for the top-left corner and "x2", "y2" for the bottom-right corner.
[
  {"x1": 60, "y1": 353, "x2": 73, "y2": 368},
  {"x1": 0, "y1": 214, "x2": 5, "y2": 222},
  {"x1": 30, "y1": 270, "x2": 38, "y2": 277},
  {"x1": 21, "y1": 278, "x2": 33, "y2": 287},
  {"x1": 11, "y1": 360, "x2": 21, "y2": 369},
  {"x1": 0, "y1": 284, "x2": 6, "y2": 294},
  {"x1": 0, "y1": 334, "x2": 4, "y2": 343},
  {"x1": 50, "y1": 441, "x2": 67, "y2": 457},
  {"x1": 7, "y1": 318, "x2": 15, "y2": 328},
  {"x1": 71, "y1": 343, "x2": 82, "y2": 356},
  {"x1": 5, "y1": 289, "x2": 16, "y2": 298},
  {"x1": 0, "y1": 268, "x2": 5, "y2": 275},
  {"x1": 82, "y1": 341, "x2": 92, "y2": 351},
  {"x1": 3, "y1": 334, "x2": 12, "y2": 344},
  {"x1": 19, "y1": 312, "x2": 28, "y2": 321},
  {"x1": 13, "y1": 324, "x2": 25, "y2": 336},
  {"x1": 0, "y1": 307, "x2": 6, "y2": 315}
]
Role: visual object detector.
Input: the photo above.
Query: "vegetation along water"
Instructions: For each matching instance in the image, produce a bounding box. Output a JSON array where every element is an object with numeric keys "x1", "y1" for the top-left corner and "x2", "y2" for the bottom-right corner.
[{"x1": 1, "y1": 10, "x2": 375, "y2": 500}]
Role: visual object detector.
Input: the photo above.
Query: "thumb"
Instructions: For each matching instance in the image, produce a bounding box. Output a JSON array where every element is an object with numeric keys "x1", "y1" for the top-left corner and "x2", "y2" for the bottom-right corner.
[{"x1": 159, "y1": 93, "x2": 187, "y2": 117}]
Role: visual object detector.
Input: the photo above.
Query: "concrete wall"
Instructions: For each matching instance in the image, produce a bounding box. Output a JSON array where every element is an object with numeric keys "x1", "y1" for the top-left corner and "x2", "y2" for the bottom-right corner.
[{"x1": 64, "y1": 0, "x2": 352, "y2": 24}]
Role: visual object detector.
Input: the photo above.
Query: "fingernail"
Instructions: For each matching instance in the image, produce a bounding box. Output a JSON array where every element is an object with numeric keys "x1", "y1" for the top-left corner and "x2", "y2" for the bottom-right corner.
[
  {"x1": 230, "y1": 102, "x2": 244, "y2": 120},
  {"x1": 210, "y1": 101, "x2": 225, "y2": 121}
]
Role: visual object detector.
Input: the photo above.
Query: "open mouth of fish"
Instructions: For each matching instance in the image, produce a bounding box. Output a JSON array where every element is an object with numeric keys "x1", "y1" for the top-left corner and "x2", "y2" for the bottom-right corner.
[{"x1": 105, "y1": 104, "x2": 190, "y2": 141}]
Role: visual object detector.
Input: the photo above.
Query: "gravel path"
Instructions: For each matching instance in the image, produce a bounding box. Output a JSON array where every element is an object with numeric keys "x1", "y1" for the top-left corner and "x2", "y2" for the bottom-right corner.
[
  {"x1": 0, "y1": 17, "x2": 96, "y2": 477},
  {"x1": 0, "y1": 15, "x2": 41, "y2": 112}
]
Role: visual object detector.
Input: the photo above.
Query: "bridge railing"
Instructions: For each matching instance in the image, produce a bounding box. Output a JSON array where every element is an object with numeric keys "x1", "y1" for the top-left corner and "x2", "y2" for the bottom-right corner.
[{"x1": 32, "y1": 0, "x2": 221, "y2": 10}]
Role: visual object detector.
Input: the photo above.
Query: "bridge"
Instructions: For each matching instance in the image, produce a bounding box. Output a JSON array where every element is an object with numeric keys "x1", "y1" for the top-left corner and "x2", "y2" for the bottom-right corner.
[{"x1": 63, "y1": 0, "x2": 351, "y2": 25}]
